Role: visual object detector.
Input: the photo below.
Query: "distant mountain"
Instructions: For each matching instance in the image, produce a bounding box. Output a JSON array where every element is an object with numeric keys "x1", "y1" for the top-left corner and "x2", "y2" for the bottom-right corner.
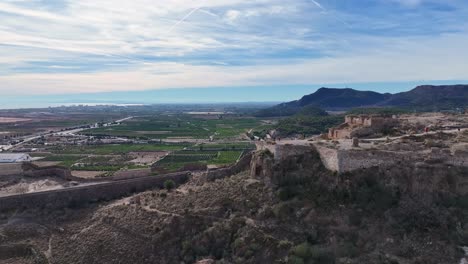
[
  {"x1": 255, "y1": 85, "x2": 468, "y2": 117},
  {"x1": 380, "y1": 85, "x2": 468, "y2": 109}
]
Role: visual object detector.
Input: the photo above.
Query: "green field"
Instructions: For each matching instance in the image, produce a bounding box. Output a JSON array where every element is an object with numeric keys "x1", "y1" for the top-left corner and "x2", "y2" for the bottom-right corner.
[
  {"x1": 37, "y1": 153, "x2": 146, "y2": 172},
  {"x1": 40, "y1": 141, "x2": 253, "y2": 174},
  {"x1": 154, "y1": 149, "x2": 245, "y2": 172},
  {"x1": 49, "y1": 143, "x2": 189, "y2": 155},
  {"x1": 81, "y1": 115, "x2": 262, "y2": 140},
  {"x1": 29, "y1": 113, "x2": 261, "y2": 175},
  {"x1": 193, "y1": 142, "x2": 255, "y2": 150}
]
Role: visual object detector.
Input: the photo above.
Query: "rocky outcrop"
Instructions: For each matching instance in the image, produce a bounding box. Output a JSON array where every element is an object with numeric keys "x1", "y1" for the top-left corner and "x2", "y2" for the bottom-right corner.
[{"x1": 250, "y1": 145, "x2": 330, "y2": 187}]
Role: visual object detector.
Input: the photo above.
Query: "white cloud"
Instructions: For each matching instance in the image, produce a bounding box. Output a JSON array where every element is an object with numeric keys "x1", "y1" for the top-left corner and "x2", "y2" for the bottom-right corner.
[
  {"x1": 0, "y1": 0, "x2": 467, "y2": 97},
  {"x1": 392, "y1": 0, "x2": 424, "y2": 7},
  {"x1": 224, "y1": 10, "x2": 241, "y2": 24},
  {"x1": 2, "y1": 30, "x2": 468, "y2": 96}
]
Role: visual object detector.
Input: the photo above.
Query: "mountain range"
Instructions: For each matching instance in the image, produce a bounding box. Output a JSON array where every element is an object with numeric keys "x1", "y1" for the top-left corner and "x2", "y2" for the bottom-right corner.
[{"x1": 255, "y1": 85, "x2": 468, "y2": 116}]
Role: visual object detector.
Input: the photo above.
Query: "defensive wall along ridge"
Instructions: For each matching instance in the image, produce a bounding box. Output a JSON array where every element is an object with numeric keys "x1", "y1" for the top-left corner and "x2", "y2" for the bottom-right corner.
[
  {"x1": 2, "y1": 142, "x2": 466, "y2": 212},
  {"x1": 0, "y1": 151, "x2": 257, "y2": 212},
  {"x1": 257, "y1": 141, "x2": 468, "y2": 174},
  {"x1": 0, "y1": 172, "x2": 190, "y2": 212}
]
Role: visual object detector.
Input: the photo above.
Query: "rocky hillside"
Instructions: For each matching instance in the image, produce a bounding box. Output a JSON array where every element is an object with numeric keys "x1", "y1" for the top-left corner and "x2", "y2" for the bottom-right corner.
[
  {"x1": 256, "y1": 85, "x2": 468, "y2": 116},
  {"x1": 1, "y1": 147, "x2": 467, "y2": 263}
]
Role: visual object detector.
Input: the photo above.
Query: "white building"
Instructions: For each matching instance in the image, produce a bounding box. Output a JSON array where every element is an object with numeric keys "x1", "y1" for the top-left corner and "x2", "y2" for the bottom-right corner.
[{"x1": 0, "y1": 153, "x2": 32, "y2": 163}]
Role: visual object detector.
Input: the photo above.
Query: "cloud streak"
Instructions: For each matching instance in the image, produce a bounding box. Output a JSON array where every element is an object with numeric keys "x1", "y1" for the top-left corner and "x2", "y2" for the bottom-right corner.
[{"x1": 0, "y1": 0, "x2": 467, "y2": 97}]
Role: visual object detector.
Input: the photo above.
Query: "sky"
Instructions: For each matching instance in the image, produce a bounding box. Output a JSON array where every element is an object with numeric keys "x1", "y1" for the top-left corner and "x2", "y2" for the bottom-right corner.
[{"x1": 0, "y1": 0, "x2": 468, "y2": 106}]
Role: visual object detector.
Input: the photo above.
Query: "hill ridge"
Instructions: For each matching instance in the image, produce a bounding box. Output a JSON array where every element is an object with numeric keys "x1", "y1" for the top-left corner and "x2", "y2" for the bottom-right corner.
[{"x1": 255, "y1": 84, "x2": 468, "y2": 116}]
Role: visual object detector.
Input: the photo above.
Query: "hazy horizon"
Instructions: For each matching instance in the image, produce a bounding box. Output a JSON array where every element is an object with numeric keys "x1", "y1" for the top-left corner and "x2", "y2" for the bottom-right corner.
[{"x1": 2, "y1": 80, "x2": 468, "y2": 109}]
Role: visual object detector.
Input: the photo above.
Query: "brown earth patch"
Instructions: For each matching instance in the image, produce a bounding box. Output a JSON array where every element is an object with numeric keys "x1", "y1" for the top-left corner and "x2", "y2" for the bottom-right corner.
[
  {"x1": 71, "y1": 171, "x2": 105, "y2": 179},
  {"x1": 0, "y1": 117, "x2": 31, "y2": 123}
]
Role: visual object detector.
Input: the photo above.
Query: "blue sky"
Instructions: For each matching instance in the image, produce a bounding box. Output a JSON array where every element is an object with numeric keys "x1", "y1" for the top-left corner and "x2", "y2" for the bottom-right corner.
[{"x1": 1, "y1": 0, "x2": 468, "y2": 106}]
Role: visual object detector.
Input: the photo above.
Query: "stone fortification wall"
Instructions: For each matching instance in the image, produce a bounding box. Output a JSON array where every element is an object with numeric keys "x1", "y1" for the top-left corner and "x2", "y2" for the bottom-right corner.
[
  {"x1": 22, "y1": 163, "x2": 74, "y2": 180},
  {"x1": 336, "y1": 149, "x2": 422, "y2": 173},
  {"x1": 251, "y1": 144, "x2": 328, "y2": 187},
  {"x1": 252, "y1": 144, "x2": 468, "y2": 198},
  {"x1": 273, "y1": 144, "x2": 312, "y2": 161},
  {"x1": 314, "y1": 145, "x2": 339, "y2": 172},
  {"x1": 0, "y1": 163, "x2": 23, "y2": 176},
  {"x1": 0, "y1": 172, "x2": 190, "y2": 212},
  {"x1": 0, "y1": 163, "x2": 76, "y2": 180},
  {"x1": 206, "y1": 152, "x2": 253, "y2": 181},
  {"x1": 313, "y1": 143, "x2": 468, "y2": 174}
]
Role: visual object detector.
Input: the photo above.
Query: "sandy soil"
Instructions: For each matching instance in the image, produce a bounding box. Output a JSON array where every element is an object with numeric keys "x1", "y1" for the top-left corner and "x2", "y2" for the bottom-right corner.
[
  {"x1": 32, "y1": 161, "x2": 61, "y2": 167},
  {"x1": 113, "y1": 168, "x2": 151, "y2": 178},
  {"x1": 401, "y1": 113, "x2": 468, "y2": 127},
  {"x1": 129, "y1": 151, "x2": 168, "y2": 165},
  {"x1": 0, "y1": 117, "x2": 31, "y2": 123},
  {"x1": 0, "y1": 179, "x2": 65, "y2": 197},
  {"x1": 71, "y1": 171, "x2": 104, "y2": 179}
]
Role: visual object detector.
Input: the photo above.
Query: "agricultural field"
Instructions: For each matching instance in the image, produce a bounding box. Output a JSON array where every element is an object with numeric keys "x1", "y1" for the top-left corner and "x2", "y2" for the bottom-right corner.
[
  {"x1": 12, "y1": 106, "x2": 262, "y2": 178},
  {"x1": 47, "y1": 143, "x2": 189, "y2": 155},
  {"x1": 153, "y1": 149, "x2": 247, "y2": 173},
  {"x1": 0, "y1": 110, "x2": 126, "y2": 137},
  {"x1": 31, "y1": 141, "x2": 255, "y2": 177},
  {"x1": 81, "y1": 115, "x2": 264, "y2": 140}
]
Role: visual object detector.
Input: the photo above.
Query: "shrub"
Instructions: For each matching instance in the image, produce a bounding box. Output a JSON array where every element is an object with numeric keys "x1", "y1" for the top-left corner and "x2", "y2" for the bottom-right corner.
[
  {"x1": 278, "y1": 187, "x2": 298, "y2": 201},
  {"x1": 272, "y1": 202, "x2": 295, "y2": 221},
  {"x1": 291, "y1": 242, "x2": 312, "y2": 259},
  {"x1": 337, "y1": 242, "x2": 359, "y2": 258},
  {"x1": 309, "y1": 247, "x2": 335, "y2": 264},
  {"x1": 164, "y1": 180, "x2": 175, "y2": 191},
  {"x1": 290, "y1": 243, "x2": 336, "y2": 264},
  {"x1": 288, "y1": 255, "x2": 305, "y2": 264},
  {"x1": 278, "y1": 240, "x2": 293, "y2": 249}
]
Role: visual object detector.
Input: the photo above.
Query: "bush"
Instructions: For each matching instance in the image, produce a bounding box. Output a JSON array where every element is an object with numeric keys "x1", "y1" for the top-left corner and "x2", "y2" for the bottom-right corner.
[
  {"x1": 278, "y1": 187, "x2": 298, "y2": 201},
  {"x1": 291, "y1": 242, "x2": 312, "y2": 259},
  {"x1": 272, "y1": 202, "x2": 295, "y2": 220},
  {"x1": 164, "y1": 180, "x2": 176, "y2": 191},
  {"x1": 288, "y1": 255, "x2": 305, "y2": 264},
  {"x1": 278, "y1": 240, "x2": 293, "y2": 249},
  {"x1": 290, "y1": 243, "x2": 336, "y2": 264},
  {"x1": 337, "y1": 242, "x2": 359, "y2": 258}
]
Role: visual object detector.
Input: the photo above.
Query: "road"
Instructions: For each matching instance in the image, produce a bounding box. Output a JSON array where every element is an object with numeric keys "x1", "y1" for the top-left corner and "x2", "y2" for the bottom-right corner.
[{"x1": 1, "y1": 116, "x2": 134, "y2": 152}]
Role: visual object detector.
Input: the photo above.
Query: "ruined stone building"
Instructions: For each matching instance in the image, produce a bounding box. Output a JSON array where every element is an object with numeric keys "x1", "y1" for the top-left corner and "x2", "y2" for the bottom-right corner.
[{"x1": 328, "y1": 114, "x2": 398, "y2": 139}]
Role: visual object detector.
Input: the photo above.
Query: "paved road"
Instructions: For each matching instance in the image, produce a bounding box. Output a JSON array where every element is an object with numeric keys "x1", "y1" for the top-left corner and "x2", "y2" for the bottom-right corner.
[{"x1": 2, "y1": 116, "x2": 134, "y2": 151}]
